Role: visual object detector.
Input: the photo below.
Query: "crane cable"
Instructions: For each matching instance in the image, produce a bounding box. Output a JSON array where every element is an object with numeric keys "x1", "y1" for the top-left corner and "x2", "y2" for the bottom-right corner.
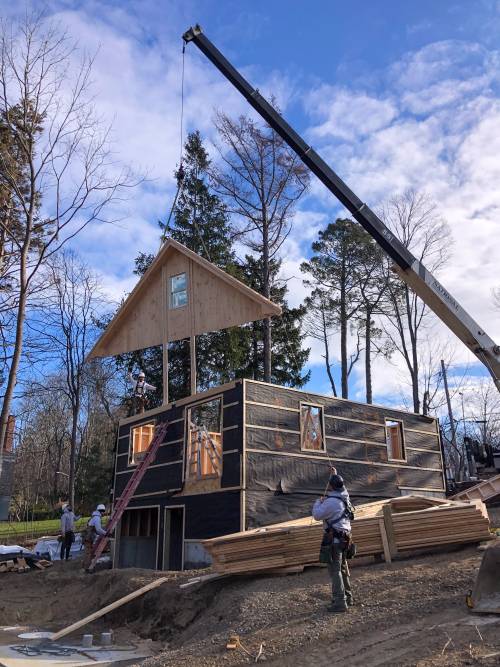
[{"x1": 160, "y1": 43, "x2": 187, "y2": 247}]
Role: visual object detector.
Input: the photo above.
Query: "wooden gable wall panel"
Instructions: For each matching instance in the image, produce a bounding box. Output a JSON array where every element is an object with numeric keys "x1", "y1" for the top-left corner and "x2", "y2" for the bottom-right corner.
[
  {"x1": 100, "y1": 269, "x2": 164, "y2": 357},
  {"x1": 191, "y1": 262, "x2": 267, "y2": 335}
]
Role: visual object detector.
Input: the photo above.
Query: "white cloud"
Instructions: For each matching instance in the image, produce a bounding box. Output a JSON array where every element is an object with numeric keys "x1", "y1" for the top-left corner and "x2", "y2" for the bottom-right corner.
[
  {"x1": 307, "y1": 86, "x2": 398, "y2": 141},
  {"x1": 301, "y1": 38, "x2": 500, "y2": 404}
]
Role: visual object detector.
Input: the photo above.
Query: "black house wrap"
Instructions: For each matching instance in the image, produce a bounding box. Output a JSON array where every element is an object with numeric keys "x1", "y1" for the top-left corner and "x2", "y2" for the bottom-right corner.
[{"x1": 112, "y1": 379, "x2": 445, "y2": 570}]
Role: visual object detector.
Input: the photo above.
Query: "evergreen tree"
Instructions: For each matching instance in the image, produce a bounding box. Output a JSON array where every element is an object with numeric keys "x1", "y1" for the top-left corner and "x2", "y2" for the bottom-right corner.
[
  {"x1": 117, "y1": 131, "x2": 247, "y2": 404},
  {"x1": 238, "y1": 255, "x2": 310, "y2": 387},
  {"x1": 112, "y1": 131, "x2": 310, "y2": 402}
]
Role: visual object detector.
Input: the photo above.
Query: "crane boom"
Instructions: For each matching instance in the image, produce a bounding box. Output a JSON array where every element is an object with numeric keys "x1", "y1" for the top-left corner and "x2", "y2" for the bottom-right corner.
[{"x1": 183, "y1": 24, "x2": 500, "y2": 392}]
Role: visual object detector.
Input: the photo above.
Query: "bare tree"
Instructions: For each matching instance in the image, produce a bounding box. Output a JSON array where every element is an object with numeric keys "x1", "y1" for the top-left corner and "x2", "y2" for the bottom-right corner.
[
  {"x1": 303, "y1": 289, "x2": 338, "y2": 396},
  {"x1": 211, "y1": 111, "x2": 309, "y2": 382},
  {"x1": 28, "y1": 251, "x2": 101, "y2": 507},
  {"x1": 0, "y1": 13, "x2": 135, "y2": 463},
  {"x1": 380, "y1": 190, "x2": 452, "y2": 413}
]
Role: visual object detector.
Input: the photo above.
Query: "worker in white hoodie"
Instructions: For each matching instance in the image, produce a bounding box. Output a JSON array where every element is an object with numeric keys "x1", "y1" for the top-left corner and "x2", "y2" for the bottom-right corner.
[
  {"x1": 312, "y1": 468, "x2": 354, "y2": 613},
  {"x1": 82, "y1": 503, "x2": 107, "y2": 570}
]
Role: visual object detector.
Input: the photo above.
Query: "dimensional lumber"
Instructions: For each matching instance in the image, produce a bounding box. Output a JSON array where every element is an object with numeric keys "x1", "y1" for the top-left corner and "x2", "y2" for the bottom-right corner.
[
  {"x1": 451, "y1": 474, "x2": 500, "y2": 503},
  {"x1": 49, "y1": 577, "x2": 169, "y2": 641},
  {"x1": 202, "y1": 496, "x2": 492, "y2": 575}
]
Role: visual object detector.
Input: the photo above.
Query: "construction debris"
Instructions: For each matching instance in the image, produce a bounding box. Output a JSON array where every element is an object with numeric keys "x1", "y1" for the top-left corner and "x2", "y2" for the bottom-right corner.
[
  {"x1": 0, "y1": 550, "x2": 53, "y2": 573},
  {"x1": 203, "y1": 496, "x2": 493, "y2": 575}
]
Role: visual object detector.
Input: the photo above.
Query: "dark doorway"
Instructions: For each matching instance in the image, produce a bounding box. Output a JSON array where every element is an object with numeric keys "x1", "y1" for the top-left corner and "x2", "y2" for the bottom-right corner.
[
  {"x1": 164, "y1": 506, "x2": 184, "y2": 570},
  {"x1": 118, "y1": 506, "x2": 159, "y2": 569}
]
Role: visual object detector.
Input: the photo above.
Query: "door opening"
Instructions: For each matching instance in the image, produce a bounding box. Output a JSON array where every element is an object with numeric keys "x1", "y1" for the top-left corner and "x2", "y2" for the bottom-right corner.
[{"x1": 163, "y1": 506, "x2": 184, "y2": 570}]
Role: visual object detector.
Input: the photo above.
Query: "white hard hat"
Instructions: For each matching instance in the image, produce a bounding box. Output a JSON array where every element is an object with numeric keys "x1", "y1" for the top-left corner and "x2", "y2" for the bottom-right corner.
[
  {"x1": 138, "y1": 370, "x2": 145, "y2": 377},
  {"x1": 97, "y1": 503, "x2": 106, "y2": 511}
]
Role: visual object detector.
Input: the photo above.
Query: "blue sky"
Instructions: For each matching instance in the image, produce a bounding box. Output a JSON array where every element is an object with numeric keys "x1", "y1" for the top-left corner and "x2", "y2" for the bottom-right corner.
[{"x1": 8, "y1": 0, "x2": 500, "y2": 408}]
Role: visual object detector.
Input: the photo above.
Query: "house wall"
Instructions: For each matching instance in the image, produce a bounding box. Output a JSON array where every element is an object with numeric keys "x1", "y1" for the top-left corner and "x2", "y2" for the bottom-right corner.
[
  {"x1": 113, "y1": 381, "x2": 244, "y2": 569},
  {"x1": 243, "y1": 381, "x2": 445, "y2": 528}
]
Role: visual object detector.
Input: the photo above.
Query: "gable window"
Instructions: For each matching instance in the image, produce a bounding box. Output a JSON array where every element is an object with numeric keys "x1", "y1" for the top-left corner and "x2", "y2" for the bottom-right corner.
[
  {"x1": 301, "y1": 404, "x2": 325, "y2": 452},
  {"x1": 169, "y1": 273, "x2": 188, "y2": 308},
  {"x1": 385, "y1": 419, "x2": 406, "y2": 461},
  {"x1": 130, "y1": 423, "x2": 155, "y2": 464},
  {"x1": 187, "y1": 398, "x2": 222, "y2": 480}
]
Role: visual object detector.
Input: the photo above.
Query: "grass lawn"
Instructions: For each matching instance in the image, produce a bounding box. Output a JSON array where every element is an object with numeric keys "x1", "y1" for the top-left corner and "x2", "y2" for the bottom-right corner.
[{"x1": 0, "y1": 516, "x2": 91, "y2": 544}]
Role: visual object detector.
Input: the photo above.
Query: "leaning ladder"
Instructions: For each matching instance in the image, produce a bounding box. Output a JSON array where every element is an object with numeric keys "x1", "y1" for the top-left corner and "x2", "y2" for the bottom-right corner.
[{"x1": 88, "y1": 420, "x2": 169, "y2": 571}]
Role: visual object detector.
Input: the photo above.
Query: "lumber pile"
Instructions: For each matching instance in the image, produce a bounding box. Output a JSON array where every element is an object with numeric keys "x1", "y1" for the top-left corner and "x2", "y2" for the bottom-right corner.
[{"x1": 203, "y1": 496, "x2": 492, "y2": 575}]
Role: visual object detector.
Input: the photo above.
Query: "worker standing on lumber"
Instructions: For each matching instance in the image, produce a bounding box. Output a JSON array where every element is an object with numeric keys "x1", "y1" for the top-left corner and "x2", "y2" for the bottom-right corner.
[
  {"x1": 60, "y1": 504, "x2": 78, "y2": 561},
  {"x1": 312, "y1": 468, "x2": 354, "y2": 613},
  {"x1": 82, "y1": 503, "x2": 107, "y2": 570},
  {"x1": 128, "y1": 370, "x2": 156, "y2": 415}
]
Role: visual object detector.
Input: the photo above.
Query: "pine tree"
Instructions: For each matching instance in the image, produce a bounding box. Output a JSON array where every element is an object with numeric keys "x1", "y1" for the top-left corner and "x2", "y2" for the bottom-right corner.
[
  {"x1": 238, "y1": 255, "x2": 310, "y2": 387},
  {"x1": 116, "y1": 131, "x2": 246, "y2": 405}
]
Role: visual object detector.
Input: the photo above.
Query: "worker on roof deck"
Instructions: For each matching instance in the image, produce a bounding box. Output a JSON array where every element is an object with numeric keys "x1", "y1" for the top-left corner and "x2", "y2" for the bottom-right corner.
[
  {"x1": 128, "y1": 370, "x2": 156, "y2": 415},
  {"x1": 312, "y1": 467, "x2": 354, "y2": 613},
  {"x1": 82, "y1": 503, "x2": 107, "y2": 571}
]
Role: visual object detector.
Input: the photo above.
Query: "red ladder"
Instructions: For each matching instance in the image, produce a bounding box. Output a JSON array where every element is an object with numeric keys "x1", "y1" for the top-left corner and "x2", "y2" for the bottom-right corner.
[{"x1": 88, "y1": 420, "x2": 169, "y2": 570}]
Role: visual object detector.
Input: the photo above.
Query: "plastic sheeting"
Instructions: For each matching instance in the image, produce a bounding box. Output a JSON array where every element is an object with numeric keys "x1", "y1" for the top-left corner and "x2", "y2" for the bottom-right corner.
[{"x1": 34, "y1": 534, "x2": 84, "y2": 561}]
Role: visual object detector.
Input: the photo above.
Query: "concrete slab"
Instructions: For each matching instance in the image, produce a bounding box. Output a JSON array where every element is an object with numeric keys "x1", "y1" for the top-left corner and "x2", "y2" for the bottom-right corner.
[{"x1": 0, "y1": 644, "x2": 151, "y2": 666}]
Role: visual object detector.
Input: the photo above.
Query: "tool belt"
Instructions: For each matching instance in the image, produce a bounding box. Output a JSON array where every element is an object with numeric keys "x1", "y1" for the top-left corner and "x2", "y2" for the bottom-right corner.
[{"x1": 319, "y1": 528, "x2": 356, "y2": 563}]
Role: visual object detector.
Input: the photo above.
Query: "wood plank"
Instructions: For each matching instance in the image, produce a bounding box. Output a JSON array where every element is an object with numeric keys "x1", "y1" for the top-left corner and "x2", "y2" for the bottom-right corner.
[{"x1": 50, "y1": 577, "x2": 169, "y2": 642}]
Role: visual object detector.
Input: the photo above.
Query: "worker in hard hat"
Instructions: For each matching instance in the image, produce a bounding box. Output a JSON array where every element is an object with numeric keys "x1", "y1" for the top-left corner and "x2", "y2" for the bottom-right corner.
[
  {"x1": 312, "y1": 467, "x2": 355, "y2": 613},
  {"x1": 127, "y1": 370, "x2": 156, "y2": 414},
  {"x1": 82, "y1": 503, "x2": 107, "y2": 570}
]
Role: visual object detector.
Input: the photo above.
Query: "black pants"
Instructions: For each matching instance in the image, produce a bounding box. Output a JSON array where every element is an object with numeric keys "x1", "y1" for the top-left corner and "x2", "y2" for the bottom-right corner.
[{"x1": 60, "y1": 531, "x2": 74, "y2": 560}]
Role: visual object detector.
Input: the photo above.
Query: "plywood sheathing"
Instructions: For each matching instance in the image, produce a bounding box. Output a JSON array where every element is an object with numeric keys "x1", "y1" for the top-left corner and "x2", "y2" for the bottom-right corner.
[{"x1": 88, "y1": 239, "x2": 281, "y2": 359}]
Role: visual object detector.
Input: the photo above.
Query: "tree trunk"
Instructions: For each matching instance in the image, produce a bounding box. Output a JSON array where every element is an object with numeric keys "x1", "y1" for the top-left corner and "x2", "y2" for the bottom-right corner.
[
  {"x1": 322, "y1": 309, "x2": 337, "y2": 397},
  {"x1": 340, "y1": 256, "x2": 348, "y2": 399},
  {"x1": 0, "y1": 252, "x2": 28, "y2": 461},
  {"x1": 69, "y1": 399, "x2": 79, "y2": 509},
  {"x1": 365, "y1": 312, "x2": 372, "y2": 404},
  {"x1": 262, "y1": 217, "x2": 271, "y2": 383}
]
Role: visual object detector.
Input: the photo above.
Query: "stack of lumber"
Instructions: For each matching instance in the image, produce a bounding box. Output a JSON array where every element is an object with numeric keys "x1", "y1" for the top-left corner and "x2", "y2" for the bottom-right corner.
[{"x1": 203, "y1": 496, "x2": 492, "y2": 575}]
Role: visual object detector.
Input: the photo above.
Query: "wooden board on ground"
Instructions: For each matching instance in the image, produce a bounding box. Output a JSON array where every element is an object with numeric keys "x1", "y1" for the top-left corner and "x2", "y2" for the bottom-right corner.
[{"x1": 50, "y1": 577, "x2": 169, "y2": 642}]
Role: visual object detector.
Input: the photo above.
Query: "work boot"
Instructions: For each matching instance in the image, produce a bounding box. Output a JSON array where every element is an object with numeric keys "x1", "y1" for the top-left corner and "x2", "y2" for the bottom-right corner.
[
  {"x1": 327, "y1": 602, "x2": 348, "y2": 613},
  {"x1": 346, "y1": 595, "x2": 354, "y2": 607}
]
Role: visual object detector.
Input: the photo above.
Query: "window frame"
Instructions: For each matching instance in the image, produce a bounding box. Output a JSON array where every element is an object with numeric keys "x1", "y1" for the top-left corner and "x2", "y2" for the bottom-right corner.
[
  {"x1": 300, "y1": 402, "x2": 326, "y2": 453},
  {"x1": 129, "y1": 420, "x2": 157, "y2": 466},
  {"x1": 185, "y1": 396, "x2": 224, "y2": 481},
  {"x1": 385, "y1": 418, "x2": 407, "y2": 462},
  {"x1": 169, "y1": 272, "x2": 188, "y2": 309}
]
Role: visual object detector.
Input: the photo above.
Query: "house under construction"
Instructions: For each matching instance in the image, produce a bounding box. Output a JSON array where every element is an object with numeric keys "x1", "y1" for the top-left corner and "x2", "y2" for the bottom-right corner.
[{"x1": 90, "y1": 240, "x2": 445, "y2": 570}]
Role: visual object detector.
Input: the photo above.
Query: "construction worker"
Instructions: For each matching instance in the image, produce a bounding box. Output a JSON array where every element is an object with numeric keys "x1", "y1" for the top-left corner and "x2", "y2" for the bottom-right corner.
[
  {"x1": 128, "y1": 370, "x2": 156, "y2": 415},
  {"x1": 60, "y1": 504, "x2": 78, "y2": 561},
  {"x1": 312, "y1": 467, "x2": 354, "y2": 613},
  {"x1": 82, "y1": 503, "x2": 107, "y2": 570}
]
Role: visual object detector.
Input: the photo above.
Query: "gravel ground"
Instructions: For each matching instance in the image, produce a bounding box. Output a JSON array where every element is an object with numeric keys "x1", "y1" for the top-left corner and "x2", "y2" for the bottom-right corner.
[{"x1": 138, "y1": 546, "x2": 500, "y2": 667}]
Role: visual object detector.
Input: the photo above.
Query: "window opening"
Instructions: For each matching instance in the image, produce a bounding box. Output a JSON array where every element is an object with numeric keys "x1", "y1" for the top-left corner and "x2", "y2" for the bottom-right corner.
[
  {"x1": 385, "y1": 419, "x2": 406, "y2": 461},
  {"x1": 187, "y1": 398, "x2": 223, "y2": 479},
  {"x1": 169, "y1": 272, "x2": 188, "y2": 308},
  {"x1": 130, "y1": 423, "x2": 155, "y2": 464},
  {"x1": 301, "y1": 404, "x2": 325, "y2": 451}
]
